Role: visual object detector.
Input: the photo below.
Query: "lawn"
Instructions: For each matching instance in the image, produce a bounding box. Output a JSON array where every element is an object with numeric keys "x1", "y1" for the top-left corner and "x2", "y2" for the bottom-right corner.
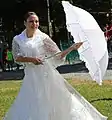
[{"x1": 0, "y1": 79, "x2": 112, "y2": 120}]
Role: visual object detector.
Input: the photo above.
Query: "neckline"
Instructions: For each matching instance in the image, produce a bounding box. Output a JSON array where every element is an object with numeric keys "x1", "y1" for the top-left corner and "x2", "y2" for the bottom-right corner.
[
  {"x1": 22, "y1": 29, "x2": 42, "y2": 41},
  {"x1": 24, "y1": 30, "x2": 35, "y2": 41}
]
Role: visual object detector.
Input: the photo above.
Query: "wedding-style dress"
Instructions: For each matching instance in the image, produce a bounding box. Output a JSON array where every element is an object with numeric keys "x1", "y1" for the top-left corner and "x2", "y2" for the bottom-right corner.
[{"x1": 3, "y1": 29, "x2": 107, "y2": 120}]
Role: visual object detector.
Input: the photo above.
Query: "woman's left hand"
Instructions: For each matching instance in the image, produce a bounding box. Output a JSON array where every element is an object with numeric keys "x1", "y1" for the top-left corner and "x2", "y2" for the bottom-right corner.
[
  {"x1": 60, "y1": 42, "x2": 83, "y2": 59},
  {"x1": 71, "y1": 42, "x2": 83, "y2": 50}
]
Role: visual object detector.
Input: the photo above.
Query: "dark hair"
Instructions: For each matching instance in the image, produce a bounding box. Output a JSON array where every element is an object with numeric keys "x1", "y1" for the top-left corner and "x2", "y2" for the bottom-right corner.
[{"x1": 24, "y1": 12, "x2": 38, "y2": 21}]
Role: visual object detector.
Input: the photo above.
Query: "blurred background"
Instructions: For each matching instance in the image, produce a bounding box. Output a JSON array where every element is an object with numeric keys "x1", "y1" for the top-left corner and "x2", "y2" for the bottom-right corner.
[{"x1": 0, "y1": 0, "x2": 112, "y2": 73}]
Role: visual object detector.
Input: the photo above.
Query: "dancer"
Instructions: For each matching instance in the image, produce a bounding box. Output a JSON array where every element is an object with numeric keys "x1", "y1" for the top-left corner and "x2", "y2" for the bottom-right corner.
[{"x1": 3, "y1": 11, "x2": 106, "y2": 120}]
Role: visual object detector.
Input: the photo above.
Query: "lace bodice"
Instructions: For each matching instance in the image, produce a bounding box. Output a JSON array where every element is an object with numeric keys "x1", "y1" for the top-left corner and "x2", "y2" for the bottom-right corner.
[{"x1": 12, "y1": 29, "x2": 64, "y2": 67}]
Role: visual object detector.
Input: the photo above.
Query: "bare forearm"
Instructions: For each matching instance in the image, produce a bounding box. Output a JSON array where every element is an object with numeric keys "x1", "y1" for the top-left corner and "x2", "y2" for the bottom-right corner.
[
  {"x1": 62, "y1": 46, "x2": 73, "y2": 55},
  {"x1": 15, "y1": 56, "x2": 34, "y2": 63},
  {"x1": 16, "y1": 56, "x2": 43, "y2": 65},
  {"x1": 60, "y1": 42, "x2": 83, "y2": 59},
  {"x1": 60, "y1": 46, "x2": 74, "y2": 59}
]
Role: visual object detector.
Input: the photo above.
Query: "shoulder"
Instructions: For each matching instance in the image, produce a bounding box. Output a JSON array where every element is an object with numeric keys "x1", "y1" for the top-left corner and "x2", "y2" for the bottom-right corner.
[
  {"x1": 13, "y1": 35, "x2": 19, "y2": 41},
  {"x1": 13, "y1": 30, "x2": 25, "y2": 43},
  {"x1": 12, "y1": 35, "x2": 19, "y2": 44},
  {"x1": 37, "y1": 29, "x2": 50, "y2": 39}
]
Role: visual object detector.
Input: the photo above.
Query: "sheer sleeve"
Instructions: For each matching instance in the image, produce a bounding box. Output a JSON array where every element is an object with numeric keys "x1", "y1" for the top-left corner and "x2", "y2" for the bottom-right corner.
[
  {"x1": 12, "y1": 37, "x2": 25, "y2": 65},
  {"x1": 43, "y1": 36, "x2": 65, "y2": 68},
  {"x1": 43, "y1": 36, "x2": 61, "y2": 54}
]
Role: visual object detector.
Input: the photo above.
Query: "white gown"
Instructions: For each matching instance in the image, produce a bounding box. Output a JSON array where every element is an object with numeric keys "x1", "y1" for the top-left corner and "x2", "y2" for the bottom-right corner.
[{"x1": 3, "y1": 29, "x2": 107, "y2": 120}]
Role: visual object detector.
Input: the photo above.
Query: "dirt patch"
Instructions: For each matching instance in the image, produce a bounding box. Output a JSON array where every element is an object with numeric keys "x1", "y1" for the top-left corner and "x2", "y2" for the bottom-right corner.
[
  {"x1": 68, "y1": 78, "x2": 112, "y2": 85},
  {"x1": 103, "y1": 80, "x2": 112, "y2": 85}
]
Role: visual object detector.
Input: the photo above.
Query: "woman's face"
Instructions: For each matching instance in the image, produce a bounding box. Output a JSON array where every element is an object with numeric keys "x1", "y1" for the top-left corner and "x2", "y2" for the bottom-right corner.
[{"x1": 25, "y1": 15, "x2": 39, "y2": 31}]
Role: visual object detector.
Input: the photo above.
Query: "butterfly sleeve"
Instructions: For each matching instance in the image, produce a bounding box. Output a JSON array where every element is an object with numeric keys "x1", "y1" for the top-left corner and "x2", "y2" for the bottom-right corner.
[{"x1": 43, "y1": 36, "x2": 65, "y2": 68}]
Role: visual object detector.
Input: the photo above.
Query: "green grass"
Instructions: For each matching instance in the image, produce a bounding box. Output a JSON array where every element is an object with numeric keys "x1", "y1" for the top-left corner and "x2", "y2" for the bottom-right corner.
[
  {"x1": 0, "y1": 79, "x2": 112, "y2": 120},
  {"x1": 0, "y1": 81, "x2": 21, "y2": 120},
  {"x1": 68, "y1": 79, "x2": 112, "y2": 120}
]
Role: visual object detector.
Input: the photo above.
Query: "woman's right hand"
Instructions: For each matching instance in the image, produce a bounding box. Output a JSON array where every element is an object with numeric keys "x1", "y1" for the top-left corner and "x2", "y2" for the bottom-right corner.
[{"x1": 31, "y1": 58, "x2": 43, "y2": 65}]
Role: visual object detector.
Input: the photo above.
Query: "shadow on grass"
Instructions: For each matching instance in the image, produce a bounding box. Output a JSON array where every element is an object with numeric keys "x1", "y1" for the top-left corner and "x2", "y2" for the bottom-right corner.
[{"x1": 90, "y1": 98, "x2": 112, "y2": 103}]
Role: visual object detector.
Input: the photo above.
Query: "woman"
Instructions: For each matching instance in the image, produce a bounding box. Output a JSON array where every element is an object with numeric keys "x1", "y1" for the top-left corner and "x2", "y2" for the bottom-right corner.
[{"x1": 3, "y1": 12, "x2": 107, "y2": 120}]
